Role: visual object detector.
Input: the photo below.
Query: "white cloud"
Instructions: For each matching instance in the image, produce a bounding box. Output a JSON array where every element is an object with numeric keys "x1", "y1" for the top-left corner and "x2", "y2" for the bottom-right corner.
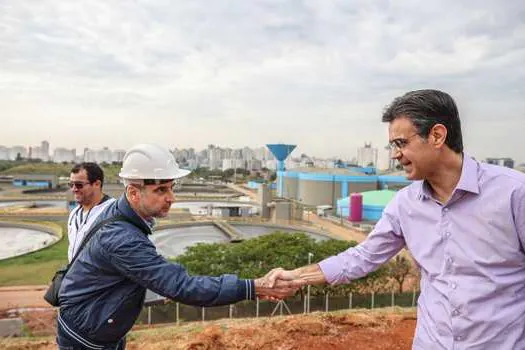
[{"x1": 0, "y1": 0, "x2": 524, "y2": 161}]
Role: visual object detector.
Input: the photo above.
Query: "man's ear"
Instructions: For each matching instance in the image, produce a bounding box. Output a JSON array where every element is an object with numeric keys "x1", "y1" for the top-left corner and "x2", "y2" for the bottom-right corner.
[
  {"x1": 430, "y1": 124, "x2": 447, "y2": 148},
  {"x1": 126, "y1": 185, "x2": 141, "y2": 203}
]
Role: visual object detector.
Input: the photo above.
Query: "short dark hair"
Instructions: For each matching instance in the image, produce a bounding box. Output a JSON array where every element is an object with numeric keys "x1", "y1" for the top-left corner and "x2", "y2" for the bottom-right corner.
[
  {"x1": 382, "y1": 89, "x2": 463, "y2": 153},
  {"x1": 71, "y1": 162, "x2": 105, "y2": 187}
]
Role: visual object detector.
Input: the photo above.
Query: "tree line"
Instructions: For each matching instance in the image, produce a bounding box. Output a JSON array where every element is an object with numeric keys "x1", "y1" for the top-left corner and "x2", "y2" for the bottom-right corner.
[{"x1": 174, "y1": 232, "x2": 416, "y2": 296}]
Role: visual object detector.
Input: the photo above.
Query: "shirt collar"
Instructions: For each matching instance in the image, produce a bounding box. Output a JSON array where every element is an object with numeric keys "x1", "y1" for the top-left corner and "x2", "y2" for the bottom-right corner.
[
  {"x1": 418, "y1": 153, "x2": 480, "y2": 200},
  {"x1": 455, "y1": 154, "x2": 480, "y2": 195},
  {"x1": 141, "y1": 216, "x2": 156, "y2": 229}
]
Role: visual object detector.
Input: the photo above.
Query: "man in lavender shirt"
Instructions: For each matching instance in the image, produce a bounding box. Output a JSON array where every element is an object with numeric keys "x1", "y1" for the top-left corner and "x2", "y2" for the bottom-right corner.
[{"x1": 265, "y1": 89, "x2": 525, "y2": 349}]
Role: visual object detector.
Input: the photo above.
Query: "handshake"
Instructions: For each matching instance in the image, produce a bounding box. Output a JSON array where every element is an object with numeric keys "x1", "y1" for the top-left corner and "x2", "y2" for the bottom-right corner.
[{"x1": 253, "y1": 265, "x2": 326, "y2": 301}]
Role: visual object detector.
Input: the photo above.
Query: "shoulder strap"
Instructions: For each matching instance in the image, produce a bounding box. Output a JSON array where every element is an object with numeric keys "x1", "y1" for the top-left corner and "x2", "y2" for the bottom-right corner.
[
  {"x1": 69, "y1": 215, "x2": 127, "y2": 266},
  {"x1": 69, "y1": 213, "x2": 150, "y2": 266}
]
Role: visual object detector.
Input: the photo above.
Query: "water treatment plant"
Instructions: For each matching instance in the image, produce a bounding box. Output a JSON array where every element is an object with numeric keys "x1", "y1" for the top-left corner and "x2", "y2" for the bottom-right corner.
[{"x1": 0, "y1": 143, "x2": 413, "y2": 261}]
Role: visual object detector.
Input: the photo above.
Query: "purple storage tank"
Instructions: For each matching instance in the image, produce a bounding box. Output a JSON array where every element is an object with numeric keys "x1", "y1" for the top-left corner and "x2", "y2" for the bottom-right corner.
[{"x1": 349, "y1": 193, "x2": 363, "y2": 222}]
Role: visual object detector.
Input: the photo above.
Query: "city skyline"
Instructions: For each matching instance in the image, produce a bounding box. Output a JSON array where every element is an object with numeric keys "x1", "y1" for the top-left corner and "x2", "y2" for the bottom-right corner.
[
  {"x1": 0, "y1": 140, "x2": 520, "y2": 171},
  {"x1": 1, "y1": 1, "x2": 524, "y2": 162}
]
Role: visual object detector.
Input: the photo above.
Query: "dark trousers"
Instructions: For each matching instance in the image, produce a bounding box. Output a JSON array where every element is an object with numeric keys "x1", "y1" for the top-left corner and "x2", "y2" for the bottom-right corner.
[{"x1": 56, "y1": 317, "x2": 126, "y2": 350}]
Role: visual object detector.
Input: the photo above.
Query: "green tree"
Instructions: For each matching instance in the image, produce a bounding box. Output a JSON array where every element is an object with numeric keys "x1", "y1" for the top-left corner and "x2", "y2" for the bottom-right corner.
[
  {"x1": 174, "y1": 232, "x2": 395, "y2": 297},
  {"x1": 387, "y1": 255, "x2": 413, "y2": 293}
]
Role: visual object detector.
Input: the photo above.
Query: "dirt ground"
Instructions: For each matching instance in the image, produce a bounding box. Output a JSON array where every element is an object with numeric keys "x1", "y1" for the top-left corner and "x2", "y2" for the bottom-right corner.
[
  {"x1": 1, "y1": 309, "x2": 416, "y2": 350},
  {"x1": 0, "y1": 286, "x2": 50, "y2": 310}
]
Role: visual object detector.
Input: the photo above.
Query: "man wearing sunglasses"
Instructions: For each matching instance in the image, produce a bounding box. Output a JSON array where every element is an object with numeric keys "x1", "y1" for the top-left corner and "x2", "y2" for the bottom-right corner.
[
  {"x1": 57, "y1": 144, "x2": 300, "y2": 349},
  {"x1": 264, "y1": 89, "x2": 525, "y2": 349},
  {"x1": 67, "y1": 163, "x2": 115, "y2": 262}
]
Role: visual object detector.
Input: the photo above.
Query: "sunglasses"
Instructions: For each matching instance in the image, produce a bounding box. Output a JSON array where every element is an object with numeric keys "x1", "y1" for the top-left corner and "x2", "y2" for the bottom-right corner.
[{"x1": 68, "y1": 181, "x2": 92, "y2": 189}]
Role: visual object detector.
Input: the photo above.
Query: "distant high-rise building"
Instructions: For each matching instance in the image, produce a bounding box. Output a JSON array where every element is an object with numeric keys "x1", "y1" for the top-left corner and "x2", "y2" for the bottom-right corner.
[
  {"x1": 208, "y1": 147, "x2": 223, "y2": 170},
  {"x1": 357, "y1": 142, "x2": 378, "y2": 167},
  {"x1": 486, "y1": 157, "x2": 514, "y2": 169},
  {"x1": 29, "y1": 141, "x2": 50, "y2": 161},
  {"x1": 82, "y1": 147, "x2": 113, "y2": 163},
  {"x1": 41, "y1": 141, "x2": 49, "y2": 156},
  {"x1": 376, "y1": 145, "x2": 394, "y2": 171},
  {"x1": 232, "y1": 149, "x2": 243, "y2": 159},
  {"x1": 222, "y1": 159, "x2": 246, "y2": 171},
  {"x1": 0, "y1": 146, "x2": 8, "y2": 160},
  {"x1": 96, "y1": 147, "x2": 112, "y2": 164},
  {"x1": 53, "y1": 148, "x2": 76, "y2": 163},
  {"x1": 247, "y1": 159, "x2": 262, "y2": 171},
  {"x1": 112, "y1": 150, "x2": 126, "y2": 163},
  {"x1": 10, "y1": 146, "x2": 27, "y2": 160},
  {"x1": 242, "y1": 147, "x2": 254, "y2": 161}
]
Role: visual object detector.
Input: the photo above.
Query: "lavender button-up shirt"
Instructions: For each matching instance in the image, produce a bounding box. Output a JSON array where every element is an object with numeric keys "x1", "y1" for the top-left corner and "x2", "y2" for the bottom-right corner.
[{"x1": 319, "y1": 155, "x2": 525, "y2": 349}]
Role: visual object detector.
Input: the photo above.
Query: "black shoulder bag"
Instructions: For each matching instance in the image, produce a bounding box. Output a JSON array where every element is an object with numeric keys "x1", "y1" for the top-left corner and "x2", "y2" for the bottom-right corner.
[{"x1": 43, "y1": 214, "x2": 129, "y2": 307}]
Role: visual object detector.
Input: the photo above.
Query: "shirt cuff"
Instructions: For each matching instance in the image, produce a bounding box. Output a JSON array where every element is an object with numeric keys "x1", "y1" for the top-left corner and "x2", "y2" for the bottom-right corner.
[
  {"x1": 239, "y1": 279, "x2": 256, "y2": 300},
  {"x1": 318, "y1": 256, "x2": 342, "y2": 285}
]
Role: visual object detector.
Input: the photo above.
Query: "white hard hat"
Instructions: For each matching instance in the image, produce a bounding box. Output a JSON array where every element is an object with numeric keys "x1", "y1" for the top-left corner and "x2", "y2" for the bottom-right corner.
[{"x1": 119, "y1": 143, "x2": 190, "y2": 181}]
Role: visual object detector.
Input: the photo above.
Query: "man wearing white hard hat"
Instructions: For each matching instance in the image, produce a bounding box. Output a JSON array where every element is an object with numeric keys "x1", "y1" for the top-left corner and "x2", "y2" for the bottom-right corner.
[{"x1": 56, "y1": 144, "x2": 299, "y2": 350}]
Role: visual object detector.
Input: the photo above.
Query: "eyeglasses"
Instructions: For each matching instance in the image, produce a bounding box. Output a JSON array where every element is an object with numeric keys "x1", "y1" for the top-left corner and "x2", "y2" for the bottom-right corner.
[
  {"x1": 389, "y1": 134, "x2": 419, "y2": 151},
  {"x1": 68, "y1": 181, "x2": 91, "y2": 189}
]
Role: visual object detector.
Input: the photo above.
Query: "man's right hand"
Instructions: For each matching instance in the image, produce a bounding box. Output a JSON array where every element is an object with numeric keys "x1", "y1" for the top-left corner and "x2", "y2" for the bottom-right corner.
[
  {"x1": 253, "y1": 276, "x2": 302, "y2": 301},
  {"x1": 265, "y1": 265, "x2": 327, "y2": 288}
]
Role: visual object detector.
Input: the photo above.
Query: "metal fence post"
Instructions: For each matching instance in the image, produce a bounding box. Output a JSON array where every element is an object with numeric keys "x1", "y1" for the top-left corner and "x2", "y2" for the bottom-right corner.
[
  {"x1": 202, "y1": 307, "x2": 205, "y2": 322},
  {"x1": 147, "y1": 306, "x2": 152, "y2": 325},
  {"x1": 303, "y1": 295, "x2": 307, "y2": 314},
  {"x1": 391, "y1": 290, "x2": 395, "y2": 309},
  {"x1": 349, "y1": 293, "x2": 353, "y2": 309},
  {"x1": 371, "y1": 292, "x2": 375, "y2": 309},
  {"x1": 307, "y1": 285, "x2": 311, "y2": 313},
  {"x1": 256, "y1": 297, "x2": 260, "y2": 318},
  {"x1": 325, "y1": 293, "x2": 329, "y2": 313},
  {"x1": 412, "y1": 289, "x2": 416, "y2": 307},
  {"x1": 176, "y1": 303, "x2": 180, "y2": 326},
  {"x1": 229, "y1": 304, "x2": 234, "y2": 319}
]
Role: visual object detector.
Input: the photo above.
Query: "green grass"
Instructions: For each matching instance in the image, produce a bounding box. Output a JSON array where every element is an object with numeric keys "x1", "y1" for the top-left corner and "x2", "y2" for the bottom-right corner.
[
  {"x1": 0, "y1": 221, "x2": 68, "y2": 286},
  {"x1": 0, "y1": 162, "x2": 123, "y2": 182}
]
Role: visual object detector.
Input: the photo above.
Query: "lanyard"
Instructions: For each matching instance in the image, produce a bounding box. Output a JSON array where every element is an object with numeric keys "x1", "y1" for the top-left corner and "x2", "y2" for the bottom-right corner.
[{"x1": 75, "y1": 206, "x2": 93, "y2": 232}]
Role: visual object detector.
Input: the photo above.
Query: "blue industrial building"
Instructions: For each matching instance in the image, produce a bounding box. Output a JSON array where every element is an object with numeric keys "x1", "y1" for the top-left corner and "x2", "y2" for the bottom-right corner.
[{"x1": 276, "y1": 168, "x2": 411, "y2": 208}]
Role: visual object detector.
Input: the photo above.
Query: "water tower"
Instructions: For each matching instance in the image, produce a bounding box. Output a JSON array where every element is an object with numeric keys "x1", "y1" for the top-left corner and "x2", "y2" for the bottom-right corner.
[{"x1": 266, "y1": 144, "x2": 296, "y2": 172}]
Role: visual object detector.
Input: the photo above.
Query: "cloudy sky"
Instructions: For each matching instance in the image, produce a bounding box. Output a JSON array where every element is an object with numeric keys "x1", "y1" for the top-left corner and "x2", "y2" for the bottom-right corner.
[{"x1": 1, "y1": 0, "x2": 524, "y2": 162}]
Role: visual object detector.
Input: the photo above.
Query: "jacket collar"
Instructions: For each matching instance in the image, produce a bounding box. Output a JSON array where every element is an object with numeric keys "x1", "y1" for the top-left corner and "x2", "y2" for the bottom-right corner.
[{"x1": 115, "y1": 195, "x2": 153, "y2": 235}]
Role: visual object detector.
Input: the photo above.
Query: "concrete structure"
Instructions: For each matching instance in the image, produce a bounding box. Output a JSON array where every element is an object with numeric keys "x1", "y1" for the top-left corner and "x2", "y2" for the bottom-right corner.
[
  {"x1": 258, "y1": 183, "x2": 271, "y2": 219},
  {"x1": 278, "y1": 168, "x2": 377, "y2": 207},
  {"x1": 0, "y1": 318, "x2": 24, "y2": 337},
  {"x1": 277, "y1": 167, "x2": 411, "y2": 208},
  {"x1": 0, "y1": 222, "x2": 61, "y2": 260},
  {"x1": 210, "y1": 205, "x2": 251, "y2": 217},
  {"x1": 272, "y1": 201, "x2": 292, "y2": 222},
  {"x1": 12, "y1": 174, "x2": 58, "y2": 188},
  {"x1": 337, "y1": 190, "x2": 397, "y2": 221}
]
